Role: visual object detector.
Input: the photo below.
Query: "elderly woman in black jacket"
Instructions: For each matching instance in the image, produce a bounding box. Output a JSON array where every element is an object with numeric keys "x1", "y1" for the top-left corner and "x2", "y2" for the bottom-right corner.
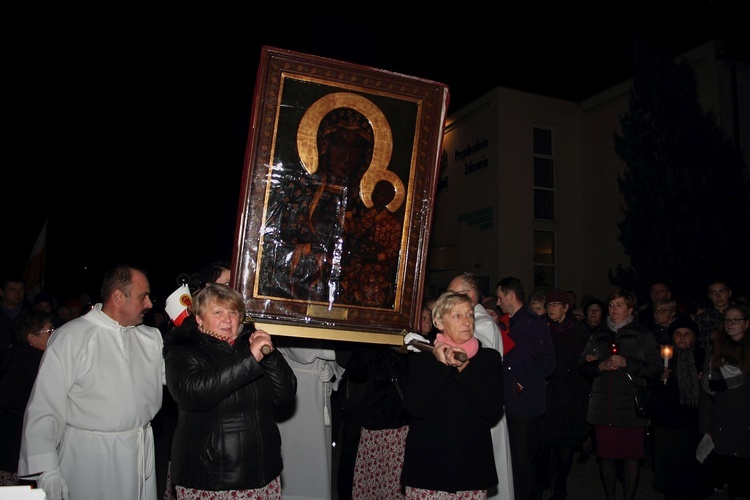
[
  {"x1": 579, "y1": 289, "x2": 662, "y2": 500},
  {"x1": 164, "y1": 284, "x2": 297, "y2": 499}
]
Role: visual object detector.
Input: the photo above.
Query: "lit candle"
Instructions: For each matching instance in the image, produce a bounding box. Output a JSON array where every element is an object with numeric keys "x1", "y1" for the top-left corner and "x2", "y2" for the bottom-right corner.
[
  {"x1": 661, "y1": 345, "x2": 673, "y2": 384},
  {"x1": 661, "y1": 345, "x2": 673, "y2": 366}
]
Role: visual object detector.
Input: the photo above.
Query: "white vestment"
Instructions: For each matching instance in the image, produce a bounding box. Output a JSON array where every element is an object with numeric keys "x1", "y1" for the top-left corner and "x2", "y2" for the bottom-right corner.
[
  {"x1": 18, "y1": 304, "x2": 164, "y2": 500},
  {"x1": 473, "y1": 303, "x2": 515, "y2": 500},
  {"x1": 276, "y1": 343, "x2": 344, "y2": 500}
]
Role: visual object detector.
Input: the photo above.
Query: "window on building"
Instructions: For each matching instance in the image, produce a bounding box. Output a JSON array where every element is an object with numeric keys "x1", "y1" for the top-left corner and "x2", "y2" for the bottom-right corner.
[
  {"x1": 534, "y1": 230, "x2": 555, "y2": 289},
  {"x1": 533, "y1": 127, "x2": 554, "y2": 220}
]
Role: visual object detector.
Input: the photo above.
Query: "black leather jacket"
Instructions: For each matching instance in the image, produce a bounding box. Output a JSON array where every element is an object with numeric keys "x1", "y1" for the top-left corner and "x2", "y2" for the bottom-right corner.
[{"x1": 163, "y1": 316, "x2": 297, "y2": 490}]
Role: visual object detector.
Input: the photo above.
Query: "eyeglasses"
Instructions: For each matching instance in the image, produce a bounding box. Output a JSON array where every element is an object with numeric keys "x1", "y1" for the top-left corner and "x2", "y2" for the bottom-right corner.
[
  {"x1": 546, "y1": 302, "x2": 564, "y2": 307},
  {"x1": 654, "y1": 309, "x2": 673, "y2": 314},
  {"x1": 723, "y1": 318, "x2": 747, "y2": 325},
  {"x1": 34, "y1": 328, "x2": 55, "y2": 335}
]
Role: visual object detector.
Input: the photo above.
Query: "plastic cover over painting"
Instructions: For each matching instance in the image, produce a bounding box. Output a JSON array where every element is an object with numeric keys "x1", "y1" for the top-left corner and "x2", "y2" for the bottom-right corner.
[{"x1": 232, "y1": 46, "x2": 449, "y2": 343}]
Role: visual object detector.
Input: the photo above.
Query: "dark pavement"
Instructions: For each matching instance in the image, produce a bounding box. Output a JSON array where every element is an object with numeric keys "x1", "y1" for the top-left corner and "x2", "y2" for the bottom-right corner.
[
  {"x1": 553, "y1": 450, "x2": 729, "y2": 500},
  {"x1": 331, "y1": 442, "x2": 730, "y2": 500}
]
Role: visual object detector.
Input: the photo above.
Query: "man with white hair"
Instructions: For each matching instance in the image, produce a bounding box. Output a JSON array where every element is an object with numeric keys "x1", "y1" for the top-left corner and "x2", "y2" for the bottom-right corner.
[
  {"x1": 446, "y1": 272, "x2": 514, "y2": 500},
  {"x1": 447, "y1": 272, "x2": 501, "y2": 351}
]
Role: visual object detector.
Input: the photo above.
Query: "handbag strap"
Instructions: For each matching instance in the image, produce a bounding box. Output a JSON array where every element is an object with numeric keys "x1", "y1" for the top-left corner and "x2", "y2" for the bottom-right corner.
[
  {"x1": 386, "y1": 358, "x2": 405, "y2": 402},
  {"x1": 626, "y1": 371, "x2": 651, "y2": 390},
  {"x1": 626, "y1": 372, "x2": 646, "y2": 387}
]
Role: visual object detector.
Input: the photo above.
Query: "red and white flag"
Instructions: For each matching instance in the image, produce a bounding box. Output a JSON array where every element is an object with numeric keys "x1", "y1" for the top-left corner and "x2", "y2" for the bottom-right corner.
[
  {"x1": 165, "y1": 284, "x2": 193, "y2": 326},
  {"x1": 24, "y1": 220, "x2": 47, "y2": 303}
]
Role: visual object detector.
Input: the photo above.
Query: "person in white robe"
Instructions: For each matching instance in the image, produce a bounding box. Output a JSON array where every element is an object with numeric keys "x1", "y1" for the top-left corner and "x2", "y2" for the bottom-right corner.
[
  {"x1": 447, "y1": 272, "x2": 514, "y2": 500},
  {"x1": 474, "y1": 301, "x2": 515, "y2": 500},
  {"x1": 17, "y1": 265, "x2": 164, "y2": 500},
  {"x1": 275, "y1": 338, "x2": 344, "y2": 500}
]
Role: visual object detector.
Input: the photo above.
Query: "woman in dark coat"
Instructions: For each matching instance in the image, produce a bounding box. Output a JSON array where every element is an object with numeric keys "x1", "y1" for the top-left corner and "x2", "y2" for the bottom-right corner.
[
  {"x1": 699, "y1": 304, "x2": 750, "y2": 500},
  {"x1": 579, "y1": 297, "x2": 607, "y2": 463},
  {"x1": 537, "y1": 289, "x2": 591, "y2": 500},
  {"x1": 401, "y1": 291, "x2": 504, "y2": 498},
  {"x1": 163, "y1": 284, "x2": 297, "y2": 498},
  {"x1": 582, "y1": 298, "x2": 607, "y2": 337},
  {"x1": 579, "y1": 289, "x2": 662, "y2": 500},
  {"x1": 651, "y1": 317, "x2": 712, "y2": 500}
]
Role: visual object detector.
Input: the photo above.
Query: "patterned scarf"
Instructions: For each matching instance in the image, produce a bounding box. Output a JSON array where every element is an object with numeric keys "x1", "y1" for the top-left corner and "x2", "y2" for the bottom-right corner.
[
  {"x1": 436, "y1": 333, "x2": 480, "y2": 359},
  {"x1": 675, "y1": 347, "x2": 700, "y2": 408},
  {"x1": 606, "y1": 313, "x2": 634, "y2": 332}
]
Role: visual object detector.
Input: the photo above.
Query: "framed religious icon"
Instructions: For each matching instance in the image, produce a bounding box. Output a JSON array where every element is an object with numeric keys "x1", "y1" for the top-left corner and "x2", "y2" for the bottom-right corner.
[{"x1": 233, "y1": 46, "x2": 449, "y2": 343}]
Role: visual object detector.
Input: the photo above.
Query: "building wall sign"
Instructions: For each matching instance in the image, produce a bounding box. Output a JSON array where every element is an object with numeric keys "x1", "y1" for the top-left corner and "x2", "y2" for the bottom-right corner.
[{"x1": 454, "y1": 137, "x2": 489, "y2": 175}]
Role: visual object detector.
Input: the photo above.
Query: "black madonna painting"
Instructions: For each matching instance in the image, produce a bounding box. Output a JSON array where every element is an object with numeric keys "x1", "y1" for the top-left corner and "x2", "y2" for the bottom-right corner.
[{"x1": 233, "y1": 46, "x2": 449, "y2": 339}]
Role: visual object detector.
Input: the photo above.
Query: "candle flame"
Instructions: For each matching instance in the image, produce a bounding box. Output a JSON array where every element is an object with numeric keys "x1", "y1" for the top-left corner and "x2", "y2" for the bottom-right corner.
[{"x1": 661, "y1": 345, "x2": 673, "y2": 359}]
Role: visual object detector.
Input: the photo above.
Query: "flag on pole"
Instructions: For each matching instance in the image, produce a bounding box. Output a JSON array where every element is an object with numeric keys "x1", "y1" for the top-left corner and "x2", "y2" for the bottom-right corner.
[
  {"x1": 24, "y1": 219, "x2": 47, "y2": 303},
  {"x1": 165, "y1": 284, "x2": 193, "y2": 326}
]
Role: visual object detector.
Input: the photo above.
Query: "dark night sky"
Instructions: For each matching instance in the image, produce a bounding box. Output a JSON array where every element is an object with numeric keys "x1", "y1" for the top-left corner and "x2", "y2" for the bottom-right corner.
[{"x1": 7, "y1": 5, "x2": 746, "y2": 305}]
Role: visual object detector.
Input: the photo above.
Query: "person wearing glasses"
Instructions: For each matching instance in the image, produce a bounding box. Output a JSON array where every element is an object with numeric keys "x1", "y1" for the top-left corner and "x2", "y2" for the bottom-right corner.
[
  {"x1": 637, "y1": 281, "x2": 674, "y2": 328},
  {"x1": 17, "y1": 265, "x2": 165, "y2": 500},
  {"x1": 536, "y1": 290, "x2": 590, "y2": 500},
  {"x1": 699, "y1": 304, "x2": 750, "y2": 500},
  {"x1": 694, "y1": 279, "x2": 736, "y2": 350},
  {"x1": 0, "y1": 309, "x2": 53, "y2": 486},
  {"x1": 649, "y1": 298, "x2": 681, "y2": 344}
]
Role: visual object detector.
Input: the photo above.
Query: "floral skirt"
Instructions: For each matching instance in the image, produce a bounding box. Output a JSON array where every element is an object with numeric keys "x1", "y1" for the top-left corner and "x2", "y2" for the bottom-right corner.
[
  {"x1": 175, "y1": 476, "x2": 281, "y2": 499},
  {"x1": 352, "y1": 425, "x2": 409, "y2": 499},
  {"x1": 404, "y1": 486, "x2": 487, "y2": 499}
]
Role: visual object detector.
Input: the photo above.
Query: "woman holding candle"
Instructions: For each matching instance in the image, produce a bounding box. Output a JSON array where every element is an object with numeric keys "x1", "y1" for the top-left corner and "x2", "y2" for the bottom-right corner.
[
  {"x1": 579, "y1": 288, "x2": 662, "y2": 500},
  {"x1": 651, "y1": 317, "x2": 712, "y2": 499}
]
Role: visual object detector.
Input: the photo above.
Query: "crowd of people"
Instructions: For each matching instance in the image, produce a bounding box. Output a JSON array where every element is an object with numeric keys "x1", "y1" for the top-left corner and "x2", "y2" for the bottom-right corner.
[
  {"x1": 383, "y1": 276, "x2": 748, "y2": 500},
  {"x1": 1, "y1": 269, "x2": 748, "y2": 500}
]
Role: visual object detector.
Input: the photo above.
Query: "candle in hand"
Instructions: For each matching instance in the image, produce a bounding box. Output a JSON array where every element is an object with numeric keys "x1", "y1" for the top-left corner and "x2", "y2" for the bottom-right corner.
[
  {"x1": 661, "y1": 345, "x2": 673, "y2": 383},
  {"x1": 661, "y1": 345, "x2": 673, "y2": 366}
]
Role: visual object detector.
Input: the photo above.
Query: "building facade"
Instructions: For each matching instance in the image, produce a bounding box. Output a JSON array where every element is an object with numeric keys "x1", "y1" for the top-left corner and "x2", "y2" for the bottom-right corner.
[{"x1": 424, "y1": 41, "x2": 749, "y2": 304}]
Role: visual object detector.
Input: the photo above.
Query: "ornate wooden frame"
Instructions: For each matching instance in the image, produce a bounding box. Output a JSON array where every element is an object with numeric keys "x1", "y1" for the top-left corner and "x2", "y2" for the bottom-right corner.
[{"x1": 233, "y1": 46, "x2": 449, "y2": 343}]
